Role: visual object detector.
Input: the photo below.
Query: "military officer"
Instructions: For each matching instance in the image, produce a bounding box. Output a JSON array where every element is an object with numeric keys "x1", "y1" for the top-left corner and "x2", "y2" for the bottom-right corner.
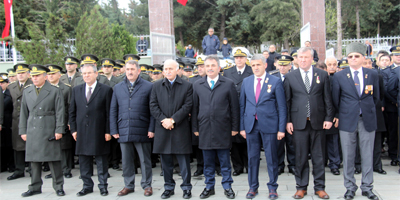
[
  {"x1": 60, "y1": 56, "x2": 81, "y2": 87},
  {"x1": 139, "y1": 64, "x2": 153, "y2": 82},
  {"x1": 19, "y1": 65, "x2": 65, "y2": 197},
  {"x1": 183, "y1": 64, "x2": 194, "y2": 78},
  {"x1": 43, "y1": 64, "x2": 73, "y2": 179},
  {"x1": 116, "y1": 59, "x2": 126, "y2": 75},
  {"x1": 74, "y1": 54, "x2": 111, "y2": 86},
  {"x1": 7, "y1": 64, "x2": 33, "y2": 180},
  {"x1": 177, "y1": 61, "x2": 189, "y2": 81},
  {"x1": 152, "y1": 65, "x2": 164, "y2": 82},
  {"x1": 7, "y1": 68, "x2": 17, "y2": 83},
  {"x1": 101, "y1": 58, "x2": 119, "y2": 88},
  {"x1": 113, "y1": 63, "x2": 122, "y2": 78}
]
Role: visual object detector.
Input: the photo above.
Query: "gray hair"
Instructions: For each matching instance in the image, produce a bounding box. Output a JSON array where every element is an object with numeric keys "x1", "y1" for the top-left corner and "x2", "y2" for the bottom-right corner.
[
  {"x1": 205, "y1": 55, "x2": 220, "y2": 66},
  {"x1": 125, "y1": 60, "x2": 139, "y2": 69},
  {"x1": 82, "y1": 64, "x2": 98, "y2": 72},
  {"x1": 325, "y1": 56, "x2": 337, "y2": 63},
  {"x1": 297, "y1": 47, "x2": 314, "y2": 57},
  {"x1": 164, "y1": 59, "x2": 179, "y2": 70},
  {"x1": 251, "y1": 54, "x2": 266, "y2": 65},
  {"x1": 208, "y1": 28, "x2": 214, "y2": 31}
]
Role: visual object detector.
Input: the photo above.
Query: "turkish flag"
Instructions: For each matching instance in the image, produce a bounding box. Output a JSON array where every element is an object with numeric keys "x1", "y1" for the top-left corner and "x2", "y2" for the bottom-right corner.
[
  {"x1": 177, "y1": 0, "x2": 188, "y2": 6},
  {"x1": 2, "y1": 0, "x2": 13, "y2": 44}
]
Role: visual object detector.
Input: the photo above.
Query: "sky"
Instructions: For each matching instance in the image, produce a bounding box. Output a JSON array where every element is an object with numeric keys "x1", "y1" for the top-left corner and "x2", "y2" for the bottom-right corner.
[{"x1": 99, "y1": 0, "x2": 135, "y2": 9}]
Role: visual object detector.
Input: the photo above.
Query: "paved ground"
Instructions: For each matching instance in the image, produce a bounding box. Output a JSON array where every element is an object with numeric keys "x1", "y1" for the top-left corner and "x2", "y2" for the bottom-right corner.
[{"x1": 0, "y1": 155, "x2": 399, "y2": 200}]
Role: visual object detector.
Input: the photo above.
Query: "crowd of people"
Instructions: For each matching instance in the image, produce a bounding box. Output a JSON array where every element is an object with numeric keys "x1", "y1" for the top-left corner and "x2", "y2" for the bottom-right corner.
[{"x1": 0, "y1": 41, "x2": 399, "y2": 200}]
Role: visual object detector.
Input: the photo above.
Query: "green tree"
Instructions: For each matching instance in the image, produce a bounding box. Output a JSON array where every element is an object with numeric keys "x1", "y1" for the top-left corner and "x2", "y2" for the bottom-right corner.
[
  {"x1": 101, "y1": 0, "x2": 125, "y2": 25},
  {"x1": 75, "y1": 5, "x2": 123, "y2": 62},
  {"x1": 125, "y1": 0, "x2": 149, "y2": 35},
  {"x1": 111, "y1": 23, "x2": 137, "y2": 55}
]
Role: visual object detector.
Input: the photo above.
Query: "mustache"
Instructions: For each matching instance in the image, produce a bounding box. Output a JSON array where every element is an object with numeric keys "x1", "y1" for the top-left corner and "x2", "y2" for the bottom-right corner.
[{"x1": 207, "y1": 70, "x2": 214, "y2": 73}]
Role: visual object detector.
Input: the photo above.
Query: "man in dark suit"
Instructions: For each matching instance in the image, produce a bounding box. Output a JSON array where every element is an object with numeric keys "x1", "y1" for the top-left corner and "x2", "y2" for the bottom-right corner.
[
  {"x1": 223, "y1": 47, "x2": 253, "y2": 176},
  {"x1": 150, "y1": 59, "x2": 193, "y2": 199},
  {"x1": 7, "y1": 64, "x2": 33, "y2": 180},
  {"x1": 19, "y1": 65, "x2": 65, "y2": 197},
  {"x1": 272, "y1": 55, "x2": 296, "y2": 175},
  {"x1": 284, "y1": 47, "x2": 334, "y2": 199},
  {"x1": 239, "y1": 55, "x2": 287, "y2": 199},
  {"x1": 0, "y1": 73, "x2": 14, "y2": 173},
  {"x1": 110, "y1": 60, "x2": 155, "y2": 197},
  {"x1": 192, "y1": 55, "x2": 240, "y2": 199},
  {"x1": 332, "y1": 42, "x2": 380, "y2": 200},
  {"x1": 69, "y1": 63, "x2": 113, "y2": 197}
]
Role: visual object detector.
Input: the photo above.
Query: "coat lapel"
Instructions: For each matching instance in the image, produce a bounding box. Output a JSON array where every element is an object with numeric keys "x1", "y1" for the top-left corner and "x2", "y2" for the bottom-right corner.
[
  {"x1": 257, "y1": 74, "x2": 270, "y2": 104},
  {"x1": 230, "y1": 67, "x2": 241, "y2": 82},
  {"x1": 87, "y1": 83, "x2": 101, "y2": 104},
  {"x1": 345, "y1": 68, "x2": 361, "y2": 97},
  {"x1": 27, "y1": 86, "x2": 37, "y2": 103},
  {"x1": 130, "y1": 83, "x2": 142, "y2": 97},
  {"x1": 294, "y1": 69, "x2": 308, "y2": 93},
  {"x1": 247, "y1": 75, "x2": 256, "y2": 105},
  {"x1": 33, "y1": 82, "x2": 50, "y2": 108},
  {"x1": 309, "y1": 68, "x2": 318, "y2": 92},
  {"x1": 361, "y1": 68, "x2": 369, "y2": 98},
  {"x1": 212, "y1": 75, "x2": 224, "y2": 90}
]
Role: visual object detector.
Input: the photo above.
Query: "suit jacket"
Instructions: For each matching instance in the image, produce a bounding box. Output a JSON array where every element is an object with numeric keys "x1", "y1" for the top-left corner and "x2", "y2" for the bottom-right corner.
[
  {"x1": 240, "y1": 73, "x2": 286, "y2": 134},
  {"x1": 69, "y1": 82, "x2": 113, "y2": 156},
  {"x1": 19, "y1": 81, "x2": 65, "y2": 162},
  {"x1": 192, "y1": 75, "x2": 240, "y2": 150},
  {"x1": 8, "y1": 79, "x2": 33, "y2": 151},
  {"x1": 284, "y1": 67, "x2": 334, "y2": 130},
  {"x1": 60, "y1": 72, "x2": 82, "y2": 87},
  {"x1": 332, "y1": 67, "x2": 379, "y2": 132}
]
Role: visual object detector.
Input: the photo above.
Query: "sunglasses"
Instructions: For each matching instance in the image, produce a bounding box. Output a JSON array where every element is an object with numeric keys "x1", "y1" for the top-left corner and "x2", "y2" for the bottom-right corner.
[{"x1": 347, "y1": 55, "x2": 362, "y2": 59}]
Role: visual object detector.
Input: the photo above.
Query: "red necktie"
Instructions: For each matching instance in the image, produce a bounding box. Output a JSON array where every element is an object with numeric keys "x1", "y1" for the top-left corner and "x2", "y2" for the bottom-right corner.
[{"x1": 255, "y1": 78, "x2": 261, "y2": 119}]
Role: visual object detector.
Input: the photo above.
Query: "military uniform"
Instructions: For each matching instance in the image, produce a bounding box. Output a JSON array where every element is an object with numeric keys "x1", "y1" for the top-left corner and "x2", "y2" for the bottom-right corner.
[
  {"x1": 19, "y1": 65, "x2": 65, "y2": 195},
  {"x1": 8, "y1": 64, "x2": 33, "y2": 179},
  {"x1": 139, "y1": 64, "x2": 153, "y2": 82},
  {"x1": 60, "y1": 56, "x2": 82, "y2": 87}
]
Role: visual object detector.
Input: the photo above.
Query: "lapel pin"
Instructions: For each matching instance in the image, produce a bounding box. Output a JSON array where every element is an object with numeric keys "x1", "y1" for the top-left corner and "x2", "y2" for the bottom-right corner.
[
  {"x1": 347, "y1": 73, "x2": 350, "y2": 78},
  {"x1": 365, "y1": 74, "x2": 368, "y2": 79},
  {"x1": 267, "y1": 85, "x2": 272, "y2": 93},
  {"x1": 316, "y1": 76, "x2": 320, "y2": 84},
  {"x1": 314, "y1": 73, "x2": 317, "y2": 76},
  {"x1": 265, "y1": 78, "x2": 269, "y2": 84}
]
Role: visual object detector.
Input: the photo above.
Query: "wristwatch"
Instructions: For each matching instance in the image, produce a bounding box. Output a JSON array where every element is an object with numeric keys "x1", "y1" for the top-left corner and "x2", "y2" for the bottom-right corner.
[{"x1": 171, "y1": 118, "x2": 175, "y2": 124}]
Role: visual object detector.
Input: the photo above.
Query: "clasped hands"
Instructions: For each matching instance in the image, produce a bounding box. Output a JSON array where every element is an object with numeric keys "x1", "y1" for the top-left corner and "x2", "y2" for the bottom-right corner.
[{"x1": 161, "y1": 118, "x2": 174, "y2": 130}]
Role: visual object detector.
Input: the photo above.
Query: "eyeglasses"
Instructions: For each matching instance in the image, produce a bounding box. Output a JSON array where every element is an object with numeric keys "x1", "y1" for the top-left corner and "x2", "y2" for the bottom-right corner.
[{"x1": 347, "y1": 55, "x2": 362, "y2": 59}]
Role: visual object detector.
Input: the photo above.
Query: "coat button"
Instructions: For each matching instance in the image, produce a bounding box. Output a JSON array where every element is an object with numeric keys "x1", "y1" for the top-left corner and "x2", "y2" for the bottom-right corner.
[
  {"x1": 39, "y1": 117, "x2": 42, "y2": 119},
  {"x1": 34, "y1": 117, "x2": 36, "y2": 119},
  {"x1": 129, "y1": 98, "x2": 131, "y2": 100},
  {"x1": 39, "y1": 107, "x2": 42, "y2": 109},
  {"x1": 129, "y1": 108, "x2": 131, "y2": 110},
  {"x1": 86, "y1": 115, "x2": 88, "y2": 117},
  {"x1": 86, "y1": 106, "x2": 88, "y2": 108},
  {"x1": 86, "y1": 124, "x2": 89, "y2": 126}
]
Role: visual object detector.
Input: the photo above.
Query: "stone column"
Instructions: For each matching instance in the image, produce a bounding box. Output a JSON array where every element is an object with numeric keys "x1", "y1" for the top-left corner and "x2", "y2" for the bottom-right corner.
[
  {"x1": 148, "y1": 0, "x2": 175, "y2": 64},
  {"x1": 302, "y1": 0, "x2": 326, "y2": 62}
]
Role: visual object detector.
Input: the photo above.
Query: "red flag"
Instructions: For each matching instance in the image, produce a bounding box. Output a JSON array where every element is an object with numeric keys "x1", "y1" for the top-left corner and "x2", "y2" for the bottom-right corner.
[
  {"x1": 2, "y1": 0, "x2": 13, "y2": 44},
  {"x1": 177, "y1": 0, "x2": 188, "y2": 6}
]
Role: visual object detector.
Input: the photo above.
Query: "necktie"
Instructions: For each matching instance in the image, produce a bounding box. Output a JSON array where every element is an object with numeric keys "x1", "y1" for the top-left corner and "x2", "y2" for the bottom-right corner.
[
  {"x1": 129, "y1": 83, "x2": 134, "y2": 93},
  {"x1": 68, "y1": 77, "x2": 72, "y2": 83},
  {"x1": 255, "y1": 78, "x2": 262, "y2": 120},
  {"x1": 354, "y1": 71, "x2": 361, "y2": 96},
  {"x1": 210, "y1": 80, "x2": 215, "y2": 90},
  {"x1": 238, "y1": 71, "x2": 242, "y2": 76},
  {"x1": 36, "y1": 87, "x2": 40, "y2": 95},
  {"x1": 86, "y1": 87, "x2": 92, "y2": 102},
  {"x1": 304, "y1": 71, "x2": 311, "y2": 117},
  {"x1": 282, "y1": 75, "x2": 285, "y2": 81}
]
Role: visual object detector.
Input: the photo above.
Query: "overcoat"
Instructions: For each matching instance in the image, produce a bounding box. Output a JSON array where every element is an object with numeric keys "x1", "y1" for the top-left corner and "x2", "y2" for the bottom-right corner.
[
  {"x1": 19, "y1": 81, "x2": 65, "y2": 162},
  {"x1": 69, "y1": 82, "x2": 113, "y2": 156},
  {"x1": 150, "y1": 76, "x2": 193, "y2": 154},
  {"x1": 0, "y1": 89, "x2": 13, "y2": 149},
  {"x1": 60, "y1": 72, "x2": 81, "y2": 87}
]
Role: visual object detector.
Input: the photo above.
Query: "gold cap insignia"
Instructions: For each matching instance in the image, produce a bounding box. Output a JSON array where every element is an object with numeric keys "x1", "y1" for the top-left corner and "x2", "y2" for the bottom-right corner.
[
  {"x1": 343, "y1": 61, "x2": 347, "y2": 64},
  {"x1": 18, "y1": 65, "x2": 23, "y2": 69},
  {"x1": 85, "y1": 56, "x2": 90, "y2": 61},
  {"x1": 128, "y1": 57, "x2": 133, "y2": 61},
  {"x1": 49, "y1": 66, "x2": 53, "y2": 70},
  {"x1": 105, "y1": 60, "x2": 109, "y2": 64},
  {"x1": 282, "y1": 56, "x2": 286, "y2": 59},
  {"x1": 32, "y1": 67, "x2": 37, "y2": 71},
  {"x1": 67, "y1": 58, "x2": 71, "y2": 61}
]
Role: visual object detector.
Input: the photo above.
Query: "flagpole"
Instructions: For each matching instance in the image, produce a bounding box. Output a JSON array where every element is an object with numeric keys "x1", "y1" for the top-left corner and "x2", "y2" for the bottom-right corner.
[{"x1": 10, "y1": 5, "x2": 17, "y2": 65}]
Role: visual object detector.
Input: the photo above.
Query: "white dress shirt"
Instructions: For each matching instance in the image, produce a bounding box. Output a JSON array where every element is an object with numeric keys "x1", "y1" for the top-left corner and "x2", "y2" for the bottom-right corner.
[
  {"x1": 254, "y1": 72, "x2": 267, "y2": 95},
  {"x1": 299, "y1": 67, "x2": 313, "y2": 87},
  {"x1": 86, "y1": 81, "x2": 97, "y2": 98},
  {"x1": 350, "y1": 67, "x2": 364, "y2": 95},
  {"x1": 236, "y1": 66, "x2": 245, "y2": 75},
  {"x1": 280, "y1": 73, "x2": 285, "y2": 81},
  {"x1": 207, "y1": 75, "x2": 219, "y2": 88}
]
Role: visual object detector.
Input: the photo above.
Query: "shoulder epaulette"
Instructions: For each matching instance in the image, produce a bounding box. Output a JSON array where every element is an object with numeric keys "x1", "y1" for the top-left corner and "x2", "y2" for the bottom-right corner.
[
  {"x1": 392, "y1": 66, "x2": 398, "y2": 70},
  {"x1": 224, "y1": 66, "x2": 233, "y2": 70},
  {"x1": 381, "y1": 66, "x2": 387, "y2": 70},
  {"x1": 64, "y1": 83, "x2": 71, "y2": 87},
  {"x1": 9, "y1": 81, "x2": 17, "y2": 85},
  {"x1": 269, "y1": 69, "x2": 279, "y2": 75},
  {"x1": 189, "y1": 75, "x2": 197, "y2": 78},
  {"x1": 24, "y1": 84, "x2": 32, "y2": 89},
  {"x1": 51, "y1": 83, "x2": 59, "y2": 88}
]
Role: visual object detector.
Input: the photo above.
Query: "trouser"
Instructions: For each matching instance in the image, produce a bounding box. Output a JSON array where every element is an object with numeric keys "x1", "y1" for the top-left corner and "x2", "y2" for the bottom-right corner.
[
  {"x1": 14, "y1": 150, "x2": 26, "y2": 176},
  {"x1": 203, "y1": 149, "x2": 233, "y2": 190},
  {"x1": 326, "y1": 134, "x2": 341, "y2": 169},
  {"x1": 160, "y1": 154, "x2": 192, "y2": 191},
  {"x1": 230, "y1": 142, "x2": 248, "y2": 172},
  {"x1": 277, "y1": 131, "x2": 295, "y2": 170},
  {"x1": 61, "y1": 149, "x2": 72, "y2": 174},
  {"x1": 79, "y1": 155, "x2": 108, "y2": 190},
  {"x1": 373, "y1": 132, "x2": 383, "y2": 170},
  {"x1": 108, "y1": 138, "x2": 121, "y2": 166},
  {"x1": 29, "y1": 161, "x2": 63, "y2": 191}
]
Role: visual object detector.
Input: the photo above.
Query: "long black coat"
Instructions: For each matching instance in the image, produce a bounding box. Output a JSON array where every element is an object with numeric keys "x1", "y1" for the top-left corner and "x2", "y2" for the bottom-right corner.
[
  {"x1": 58, "y1": 82, "x2": 73, "y2": 149},
  {"x1": 69, "y1": 82, "x2": 113, "y2": 156},
  {"x1": 192, "y1": 75, "x2": 240, "y2": 150},
  {"x1": 1, "y1": 89, "x2": 13, "y2": 148},
  {"x1": 150, "y1": 76, "x2": 193, "y2": 154}
]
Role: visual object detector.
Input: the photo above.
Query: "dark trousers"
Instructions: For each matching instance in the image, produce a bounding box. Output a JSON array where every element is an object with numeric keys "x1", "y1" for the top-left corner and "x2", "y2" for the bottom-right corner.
[
  {"x1": 230, "y1": 142, "x2": 248, "y2": 171},
  {"x1": 203, "y1": 149, "x2": 233, "y2": 190},
  {"x1": 193, "y1": 145, "x2": 204, "y2": 172},
  {"x1": 61, "y1": 149, "x2": 72, "y2": 174},
  {"x1": 29, "y1": 161, "x2": 63, "y2": 191},
  {"x1": 160, "y1": 154, "x2": 192, "y2": 191},
  {"x1": 108, "y1": 138, "x2": 121, "y2": 166},
  {"x1": 14, "y1": 150, "x2": 26, "y2": 175},
  {"x1": 277, "y1": 131, "x2": 295, "y2": 170},
  {"x1": 1, "y1": 146, "x2": 14, "y2": 171},
  {"x1": 373, "y1": 132, "x2": 383, "y2": 170},
  {"x1": 293, "y1": 121, "x2": 325, "y2": 192},
  {"x1": 386, "y1": 112, "x2": 398, "y2": 160},
  {"x1": 79, "y1": 155, "x2": 108, "y2": 190},
  {"x1": 326, "y1": 134, "x2": 341, "y2": 169},
  {"x1": 247, "y1": 121, "x2": 279, "y2": 190}
]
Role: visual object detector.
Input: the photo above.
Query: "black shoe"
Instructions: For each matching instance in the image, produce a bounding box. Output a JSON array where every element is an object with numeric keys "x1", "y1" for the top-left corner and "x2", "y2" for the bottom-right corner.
[
  {"x1": 7, "y1": 173, "x2": 24, "y2": 180},
  {"x1": 100, "y1": 188, "x2": 108, "y2": 196},
  {"x1": 390, "y1": 160, "x2": 399, "y2": 166},
  {"x1": 21, "y1": 190, "x2": 41, "y2": 197},
  {"x1": 160, "y1": 171, "x2": 163, "y2": 176},
  {"x1": 354, "y1": 168, "x2": 361, "y2": 174},
  {"x1": 112, "y1": 164, "x2": 119, "y2": 170},
  {"x1": 107, "y1": 172, "x2": 111, "y2": 178},
  {"x1": 344, "y1": 190, "x2": 355, "y2": 200},
  {"x1": 373, "y1": 168, "x2": 387, "y2": 175},
  {"x1": 193, "y1": 170, "x2": 203, "y2": 176},
  {"x1": 216, "y1": 171, "x2": 221, "y2": 176},
  {"x1": 200, "y1": 188, "x2": 215, "y2": 199},
  {"x1": 152, "y1": 163, "x2": 156, "y2": 168},
  {"x1": 183, "y1": 190, "x2": 192, "y2": 199},
  {"x1": 76, "y1": 188, "x2": 93, "y2": 196},
  {"x1": 45, "y1": 173, "x2": 52, "y2": 179},
  {"x1": 8, "y1": 167, "x2": 15, "y2": 173},
  {"x1": 331, "y1": 168, "x2": 340, "y2": 175},
  {"x1": 362, "y1": 190, "x2": 378, "y2": 200},
  {"x1": 56, "y1": 189, "x2": 65, "y2": 196},
  {"x1": 288, "y1": 167, "x2": 295, "y2": 175},
  {"x1": 161, "y1": 190, "x2": 174, "y2": 199},
  {"x1": 232, "y1": 170, "x2": 243, "y2": 176},
  {"x1": 278, "y1": 168, "x2": 284, "y2": 175},
  {"x1": 43, "y1": 166, "x2": 50, "y2": 172},
  {"x1": 224, "y1": 188, "x2": 235, "y2": 199},
  {"x1": 64, "y1": 173, "x2": 72, "y2": 178}
]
